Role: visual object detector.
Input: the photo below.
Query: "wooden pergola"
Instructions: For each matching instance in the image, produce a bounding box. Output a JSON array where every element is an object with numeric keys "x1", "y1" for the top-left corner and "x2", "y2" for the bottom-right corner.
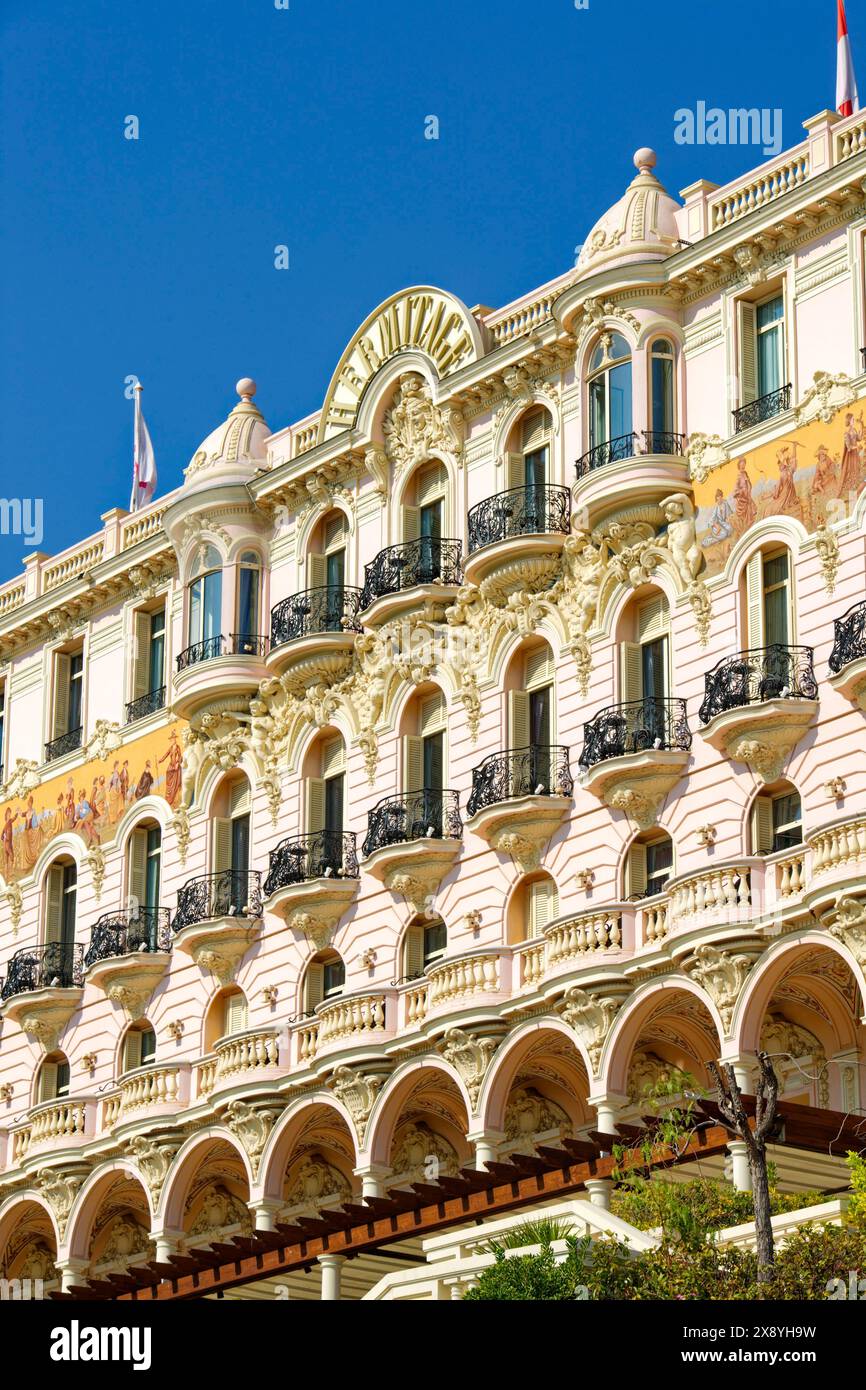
[{"x1": 50, "y1": 1099, "x2": 864, "y2": 1301}]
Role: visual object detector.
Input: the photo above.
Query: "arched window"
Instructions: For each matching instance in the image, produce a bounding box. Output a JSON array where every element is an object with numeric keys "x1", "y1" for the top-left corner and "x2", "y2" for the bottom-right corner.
[
  {"x1": 212, "y1": 776, "x2": 251, "y2": 913},
  {"x1": 122, "y1": 1022, "x2": 157, "y2": 1074},
  {"x1": 308, "y1": 512, "x2": 348, "y2": 592},
  {"x1": 509, "y1": 643, "x2": 554, "y2": 792},
  {"x1": 624, "y1": 831, "x2": 673, "y2": 900},
  {"x1": 188, "y1": 546, "x2": 223, "y2": 647},
  {"x1": 620, "y1": 592, "x2": 670, "y2": 708},
  {"x1": 744, "y1": 547, "x2": 793, "y2": 650},
  {"x1": 750, "y1": 782, "x2": 802, "y2": 855},
  {"x1": 403, "y1": 461, "x2": 447, "y2": 545},
  {"x1": 588, "y1": 333, "x2": 632, "y2": 450},
  {"x1": 305, "y1": 951, "x2": 345, "y2": 1011},
  {"x1": 508, "y1": 874, "x2": 559, "y2": 944},
  {"x1": 204, "y1": 987, "x2": 249, "y2": 1050},
  {"x1": 44, "y1": 858, "x2": 77, "y2": 950},
  {"x1": 404, "y1": 687, "x2": 447, "y2": 802},
  {"x1": 504, "y1": 409, "x2": 553, "y2": 493},
  {"x1": 127, "y1": 822, "x2": 162, "y2": 929},
  {"x1": 235, "y1": 551, "x2": 262, "y2": 647},
  {"x1": 306, "y1": 733, "x2": 346, "y2": 868},
  {"x1": 402, "y1": 917, "x2": 447, "y2": 978},
  {"x1": 649, "y1": 339, "x2": 675, "y2": 437},
  {"x1": 37, "y1": 1051, "x2": 70, "y2": 1103}
]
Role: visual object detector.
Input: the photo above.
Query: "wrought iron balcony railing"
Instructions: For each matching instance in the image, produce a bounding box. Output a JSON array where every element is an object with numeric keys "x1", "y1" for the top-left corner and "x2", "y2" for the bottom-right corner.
[
  {"x1": 362, "y1": 789, "x2": 462, "y2": 857},
  {"x1": 360, "y1": 538, "x2": 463, "y2": 608},
  {"x1": 125, "y1": 687, "x2": 166, "y2": 724},
  {"x1": 1, "y1": 942, "x2": 84, "y2": 1000},
  {"x1": 698, "y1": 645, "x2": 818, "y2": 725},
  {"x1": 176, "y1": 635, "x2": 226, "y2": 671},
  {"x1": 642, "y1": 429, "x2": 686, "y2": 456},
  {"x1": 575, "y1": 432, "x2": 637, "y2": 479},
  {"x1": 264, "y1": 831, "x2": 360, "y2": 896},
  {"x1": 466, "y1": 745, "x2": 573, "y2": 817},
  {"x1": 45, "y1": 726, "x2": 83, "y2": 764},
  {"x1": 829, "y1": 599, "x2": 866, "y2": 674},
  {"x1": 579, "y1": 697, "x2": 692, "y2": 772},
  {"x1": 271, "y1": 586, "x2": 365, "y2": 648},
  {"x1": 172, "y1": 870, "x2": 263, "y2": 932},
  {"x1": 732, "y1": 384, "x2": 792, "y2": 434},
  {"x1": 84, "y1": 907, "x2": 172, "y2": 969},
  {"x1": 467, "y1": 484, "x2": 571, "y2": 553},
  {"x1": 229, "y1": 633, "x2": 269, "y2": 658}
]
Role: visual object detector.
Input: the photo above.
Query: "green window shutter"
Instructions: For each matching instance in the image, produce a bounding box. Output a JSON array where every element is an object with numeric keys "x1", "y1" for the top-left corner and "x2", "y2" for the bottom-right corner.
[
  {"x1": 124, "y1": 1029, "x2": 143, "y2": 1073},
  {"x1": 53, "y1": 654, "x2": 71, "y2": 738},
  {"x1": 505, "y1": 452, "x2": 525, "y2": 491},
  {"x1": 751, "y1": 795, "x2": 774, "y2": 854},
  {"x1": 404, "y1": 925, "x2": 425, "y2": 979},
  {"x1": 225, "y1": 991, "x2": 248, "y2": 1035},
  {"x1": 637, "y1": 596, "x2": 668, "y2": 643},
  {"x1": 308, "y1": 553, "x2": 327, "y2": 589},
  {"x1": 402, "y1": 506, "x2": 421, "y2": 543},
  {"x1": 419, "y1": 691, "x2": 445, "y2": 736},
  {"x1": 738, "y1": 301, "x2": 758, "y2": 405},
  {"x1": 44, "y1": 865, "x2": 64, "y2": 943},
  {"x1": 128, "y1": 829, "x2": 148, "y2": 913},
  {"x1": 508, "y1": 690, "x2": 531, "y2": 750},
  {"x1": 745, "y1": 551, "x2": 764, "y2": 648},
  {"x1": 212, "y1": 818, "x2": 233, "y2": 874},
  {"x1": 133, "y1": 611, "x2": 152, "y2": 701},
  {"x1": 306, "y1": 778, "x2": 326, "y2": 834},
  {"x1": 625, "y1": 841, "x2": 648, "y2": 898},
  {"x1": 620, "y1": 642, "x2": 643, "y2": 703},
  {"x1": 305, "y1": 962, "x2": 324, "y2": 1012},
  {"x1": 39, "y1": 1062, "x2": 59, "y2": 1103},
  {"x1": 525, "y1": 646, "x2": 553, "y2": 691},
  {"x1": 403, "y1": 735, "x2": 423, "y2": 794}
]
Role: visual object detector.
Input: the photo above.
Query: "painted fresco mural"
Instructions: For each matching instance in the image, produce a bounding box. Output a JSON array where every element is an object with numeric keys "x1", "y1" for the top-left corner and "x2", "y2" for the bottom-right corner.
[
  {"x1": 0, "y1": 723, "x2": 184, "y2": 884},
  {"x1": 694, "y1": 393, "x2": 866, "y2": 576}
]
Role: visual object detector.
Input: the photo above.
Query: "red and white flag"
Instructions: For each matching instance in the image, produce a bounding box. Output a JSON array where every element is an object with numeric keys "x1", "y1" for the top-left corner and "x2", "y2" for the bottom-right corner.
[
  {"x1": 838, "y1": 0, "x2": 859, "y2": 117},
  {"x1": 130, "y1": 381, "x2": 157, "y2": 512}
]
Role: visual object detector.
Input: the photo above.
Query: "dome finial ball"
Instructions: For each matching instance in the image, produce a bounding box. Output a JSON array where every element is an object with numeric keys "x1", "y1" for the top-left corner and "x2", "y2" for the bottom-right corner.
[
  {"x1": 634, "y1": 147, "x2": 657, "y2": 175},
  {"x1": 236, "y1": 377, "x2": 257, "y2": 401}
]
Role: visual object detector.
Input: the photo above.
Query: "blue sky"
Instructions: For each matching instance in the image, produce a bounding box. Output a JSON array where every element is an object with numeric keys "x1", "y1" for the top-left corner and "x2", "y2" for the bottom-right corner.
[{"x1": 0, "y1": 0, "x2": 851, "y2": 580}]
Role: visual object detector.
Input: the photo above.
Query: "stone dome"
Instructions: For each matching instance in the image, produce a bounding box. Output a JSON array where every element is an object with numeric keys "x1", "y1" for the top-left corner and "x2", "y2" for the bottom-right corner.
[
  {"x1": 575, "y1": 149, "x2": 681, "y2": 278},
  {"x1": 185, "y1": 378, "x2": 271, "y2": 483}
]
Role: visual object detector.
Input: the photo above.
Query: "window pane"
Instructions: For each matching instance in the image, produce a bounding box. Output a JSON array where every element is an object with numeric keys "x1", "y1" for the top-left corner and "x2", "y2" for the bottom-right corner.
[
  {"x1": 324, "y1": 774, "x2": 344, "y2": 834},
  {"x1": 590, "y1": 377, "x2": 606, "y2": 448},
  {"x1": 524, "y1": 446, "x2": 547, "y2": 490},
  {"x1": 652, "y1": 354, "x2": 674, "y2": 434},
  {"x1": 609, "y1": 361, "x2": 633, "y2": 438},
  {"x1": 641, "y1": 637, "x2": 668, "y2": 703},
  {"x1": 763, "y1": 585, "x2": 789, "y2": 647},
  {"x1": 237, "y1": 567, "x2": 258, "y2": 637},
  {"x1": 323, "y1": 958, "x2": 345, "y2": 995},
  {"x1": 423, "y1": 920, "x2": 447, "y2": 964},
  {"x1": 203, "y1": 570, "x2": 222, "y2": 640},
  {"x1": 423, "y1": 731, "x2": 444, "y2": 791},
  {"x1": 420, "y1": 499, "x2": 442, "y2": 539},
  {"x1": 326, "y1": 549, "x2": 345, "y2": 589},
  {"x1": 757, "y1": 296, "x2": 783, "y2": 329},
  {"x1": 610, "y1": 332, "x2": 631, "y2": 360},
  {"x1": 757, "y1": 323, "x2": 782, "y2": 396}
]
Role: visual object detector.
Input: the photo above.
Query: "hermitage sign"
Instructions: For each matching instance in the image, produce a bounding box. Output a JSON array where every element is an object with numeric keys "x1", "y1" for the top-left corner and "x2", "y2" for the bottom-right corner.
[{"x1": 319, "y1": 287, "x2": 482, "y2": 441}]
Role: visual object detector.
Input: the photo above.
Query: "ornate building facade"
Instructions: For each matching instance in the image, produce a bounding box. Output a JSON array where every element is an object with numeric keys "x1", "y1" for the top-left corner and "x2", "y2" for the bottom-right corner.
[{"x1": 2, "y1": 111, "x2": 866, "y2": 1299}]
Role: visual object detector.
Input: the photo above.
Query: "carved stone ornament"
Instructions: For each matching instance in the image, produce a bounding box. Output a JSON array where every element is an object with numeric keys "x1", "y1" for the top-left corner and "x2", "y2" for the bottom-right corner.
[
  {"x1": 437, "y1": 1027, "x2": 499, "y2": 1106},
  {"x1": 283, "y1": 1154, "x2": 352, "y2": 1212},
  {"x1": 814, "y1": 523, "x2": 840, "y2": 594},
  {"x1": 96, "y1": 1216, "x2": 152, "y2": 1267},
  {"x1": 7, "y1": 988, "x2": 83, "y2": 1054},
  {"x1": 179, "y1": 513, "x2": 232, "y2": 557},
  {"x1": 5, "y1": 883, "x2": 23, "y2": 935},
  {"x1": 795, "y1": 370, "x2": 857, "y2": 427},
  {"x1": 823, "y1": 894, "x2": 866, "y2": 968},
  {"x1": 761, "y1": 1015, "x2": 829, "y2": 1107},
  {"x1": 85, "y1": 720, "x2": 123, "y2": 763},
  {"x1": 383, "y1": 372, "x2": 464, "y2": 477},
  {"x1": 575, "y1": 298, "x2": 641, "y2": 348},
  {"x1": 224, "y1": 1100, "x2": 276, "y2": 1177},
  {"x1": 35, "y1": 1167, "x2": 86, "y2": 1239},
  {"x1": 125, "y1": 1136, "x2": 179, "y2": 1200},
  {"x1": 685, "y1": 943, "x2": 754, "y2": 1033},
  {"x1": 45, "y1": 606, "x2": 82, "y2": 645},
  {"x1": 733, "y1": 241, "x2": 787, "y2": 288},
  {"x1": 87, "y1": 846, "x2": 107, "y2": 902},
  {"x1": 504, "y1": 1086, "x2": 571, "y2": 1146},
  {"x1": 364, "y1": 446, "x2": 389, "y2": 502},
  {"x1": 686, "y1": 432, "x2": 727, "y2": 484},
  {"x1": 172, "y1": 805, "x2": 191, "y2": 865},
  {"x1": 555, "y1": 987, "x2": 620, "y2": 1074},
  {"x1": 1, "y1": 757, "x2": 41, "y2": 801},
  {"x1": 282, "y1": 881, "x2": 359, "y2": 952},
  {"x1": 701, "y1": 698, "x2": 819, "y2": 785},
  {"x1": 326, "y1": 1066, "x2": 384, "y2": 1144}
]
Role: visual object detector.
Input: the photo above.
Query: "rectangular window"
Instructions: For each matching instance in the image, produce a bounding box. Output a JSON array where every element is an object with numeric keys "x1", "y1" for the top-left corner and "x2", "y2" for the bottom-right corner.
[
  {"x1": 324, "y1": 773, "x2": 344, "y2": 834},
  {"x1": 651, "y1": 352, "x2": 674, "y2": 434},
  {"x1": 646, "y1": 838, "x2": 673, "y2": 896},
  {"x1": 422, "y1": 730, "x2": 444, "y2": 792},
  {"x1": 772, "y1": 792, "x2": 802, "y2": 852},
  {"x1": 149, "y1": 609, "x2": 165, "y2": 691},
  {"x1": 323, "y1": 959, "x2": 345, "y2": 998},
  {"x1": 237, "y1": 567, "x2": 259, "y2": 639},
  {"x1": 61, "y1": 862, "x2": 77, "y2": 947},
  {"x1": 189, "y1": 570, "x2": 222, "y2": 644},
  {"x1": 756, "y1": 295, "x2": 784, "y2": 397},
  {"x1": 56, "y1": 1060, "x2": 70, "y2": 1099},
  {"x1": 763, "y1": 551, "x2": 790, "y2": 647},
  {"x1": 423, "y1": 919, "x2": 447, "y2": 967},
  {"x1": 145, "y1": 826, "x2": 161, "y2": 911},
  {"x1": 326, "y1": 548, "x2": 345, "y2": 589},
  {"x1": 0, "y1": 683, "x2": 5, "y2": 780}
]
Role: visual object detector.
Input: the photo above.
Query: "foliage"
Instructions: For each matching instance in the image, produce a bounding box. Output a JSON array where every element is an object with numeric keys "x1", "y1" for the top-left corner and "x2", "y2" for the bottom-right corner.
[
  {"x1": 611, "y1": 1174, "x2": 825, "y2": 1246},
  {"x1": 462, "y1": 1221, "x2": 591, "y2": 1301},
  {"x1": 847, "y1": 1151, "x2": 866, "y2": 1224}
]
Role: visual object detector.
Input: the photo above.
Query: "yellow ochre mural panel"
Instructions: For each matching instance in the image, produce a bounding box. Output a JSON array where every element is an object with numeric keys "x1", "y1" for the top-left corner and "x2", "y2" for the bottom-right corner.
[
  {"x1": 693, "y1": 393, "x2": 866, "y2": 576},
  {"x1": 1, "y1": 723, "x2": 185, "y2": 884}
]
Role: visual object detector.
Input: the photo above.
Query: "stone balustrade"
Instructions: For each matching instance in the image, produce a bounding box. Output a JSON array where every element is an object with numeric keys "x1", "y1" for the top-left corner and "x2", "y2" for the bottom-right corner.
[
  {"x1": 640, "y1": 900, "x2": 669, "y2": 947},
  {"x1": 296, "y1": 1021, "x2": 320, "y2": 1064},
  {"x1": 121, "y1": 504, "x2": 169, "y2": 550},
  {"x1": 668, "y1": 865, "x2": 752, "y2": 922},
  {"x1": 402, "y1": 982, "x2": 429, "y2": 1027},
  {"x1": 101, "y1": 1093, "x2": 122, "y2": 1129},
  {"x1": 214, "y1": 1029, "x2": 281, "y2": 1082},
  {"x1": 317, "y1": 993, "x2": 388, "y2": 1045},
  {"x1": 545, "y1": 911, "x2": 623, "y2": 966},
  {"x1": 13, "y1": 1098, "x2": 90, "y2": 1160},
  {"x1": 42, "y1": 539, "x2": 105, "y2": 592},
  {"x1": 196, "y1": 1056, "x2": 217, "y2": 1098},
  {"x1": 775, "y1": 850, "x2": 807, "y2": 899},
  {"x1": 709, "y1": 148, "x2": 809, "y2": 228},
  {"x1": 426, "y1": 952, "x2": 503, "y2": 1008},
  {"x1": 809, "y1": 815, "x2": 866, "y2": 876},
  {"x1": 118, "y1": 1064, "x2": 184, "y2": 1115},
  {"x1": 518, "y1": 941, "x2": 546, "y2": 990}
]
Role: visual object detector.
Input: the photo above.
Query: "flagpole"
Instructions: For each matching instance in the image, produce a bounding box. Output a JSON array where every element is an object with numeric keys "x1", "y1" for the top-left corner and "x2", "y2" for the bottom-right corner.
[{"x1": 130, "y1": 381, "x2": 141, "y2": 512}]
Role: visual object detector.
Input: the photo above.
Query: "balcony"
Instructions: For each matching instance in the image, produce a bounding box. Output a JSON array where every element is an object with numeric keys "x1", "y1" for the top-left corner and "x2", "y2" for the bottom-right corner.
[
  {"x1": 464, "y1": 485, "x2": 570, "y2": 600},
  {"x1": 362, "y1": 789, "x2": 462, "y2": 915},
  {"x1": 84, "y1": 906, "x2": 172, "y2": 1019},
  {"x1": 125, "y1": 687, "x2": 166, "y2": 725},
  {"x1": 44, "y1": 726, "x2": 82, "y2": 764},
  {"x1": 267, "y1": 586, "x2": 364, "y2": 683},
  {"x1": 828, "y1": 599, "x2": 866, "y2": 709},
  {"x1": 359, "y1": 538, "x2": 463, "y2": 623},
  {"x1": 316, "y1": 989, "x2": 392, "y2": 1054},
  {"x1": 263, "y1": 831, "x2": 360, "y2": 950},
  {"x1": 573, "y1": 432, "x2": 691, "y2": 531},
  {"x1": 578, "y1": 697, "x2": 691, "y2": 829},
  {"x1": 732, "y1": 384, "x2": 792, "y2": 435},
  {"x1": 171, "y1": 870, "x2": 264, "y2": 984},
  {"x1": 0, "y1": 942, "x2": 84, "y2": 1049},
  {"x1": 173, "y1": 634, "x2": 270, "y2": 719},
  {"x1": 698, "y1": 645, "x2": 818, "y2": 783},
  {"x1": 465, "y1": 746, "x2": 573, "y2": 873}
]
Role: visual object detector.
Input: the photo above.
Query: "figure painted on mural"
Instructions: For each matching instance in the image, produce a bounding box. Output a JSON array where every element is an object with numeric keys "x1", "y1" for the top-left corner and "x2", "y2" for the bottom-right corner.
[
  {"x1": 839, "y1": 411, "x2": 865, "y2": 499},
  {"x1": 75, "y1": 788, "x2": 98, "y2": 846},
  {"x1": 811, "y1": 444, "x2": 838, "y2": 497},
  {"x1": 23, "y1": 796, "x2": 42, "y2": 870},
  {"x1": 135, "y1": 761, "x2": 154, "y2": 799},
  {"x1": 50, "y1": 793, "x2": 66, "y2": 838},
  {"x1": 93, "y1": 775, "x2": 108, "y2": 824},
  {"x1": 2, "y1": 806, "x2": 19, "y2": 878},
  {"x1": 108, "y1": 761, "x2": 124, "y2": 821},
  {"x1": 766, "y1": 443, "x2": 803, "y2": 521},
  {"x1": 159, "y1": 730, "x2": 183, "y2": 807},
  {"x1": 120, "y1": 760, "x2": 130, "y2": 805},
  {"x1": 732, "y1": 456, "x2": 756, "y2": 537},
  {"x1": 701, "y1": 488, "x2": 734, "y2": 547},
  {"x1": 64, "y1": 780, "x2": 76, "y2": 831}
]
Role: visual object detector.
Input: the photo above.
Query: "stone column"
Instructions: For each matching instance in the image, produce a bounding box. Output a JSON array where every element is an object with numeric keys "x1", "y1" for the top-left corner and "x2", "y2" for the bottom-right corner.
[
  {"x1": 56, "y1": 1259, "x2": 90, "y2": 1293},
  {"x1": 584, "y1": 1178, "x2": 612, "y2": 1211},
  {"x1": 319, "y1": 1253, "x2": 345, "y2": 1301},
  {"x1": 467, "y1": 1129, "x2": 505, "y2": 1171},
  {"x1": 153, "y1": 1230, "x2": 184, "y2": 1263},
  {"x1": 727, "y1": 1140, "x2": 752, "y2": 1193},
  {"x1": 354, "y1": 1164, "x2": 391, "y2": 1201},
  {"x1": 250, "y1": 1199, "x2": 284, "y2": 1233}
]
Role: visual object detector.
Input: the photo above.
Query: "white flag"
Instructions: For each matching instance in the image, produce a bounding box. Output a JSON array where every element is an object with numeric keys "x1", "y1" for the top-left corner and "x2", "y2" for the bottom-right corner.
[
  {"x1": 837, "y1": 0, "x2": 859, "y2": 117},
  {"x1": 130, "y1": 382, "x2": 157, "y2": 512}
]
